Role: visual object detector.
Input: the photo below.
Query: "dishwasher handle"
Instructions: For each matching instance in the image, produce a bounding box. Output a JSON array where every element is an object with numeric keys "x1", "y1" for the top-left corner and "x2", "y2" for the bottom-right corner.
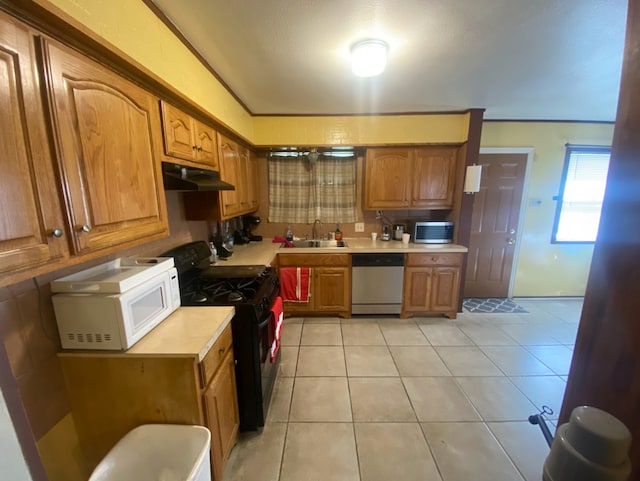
[{"x1": 352, "y1": 253, "x2": 405, "y2": 267}]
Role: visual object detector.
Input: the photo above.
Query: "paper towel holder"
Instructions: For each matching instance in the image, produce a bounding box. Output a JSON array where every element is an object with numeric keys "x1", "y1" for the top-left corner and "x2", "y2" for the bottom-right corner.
[{"x1": 463, "y1": 164, "x2": 482, "y2": 194}]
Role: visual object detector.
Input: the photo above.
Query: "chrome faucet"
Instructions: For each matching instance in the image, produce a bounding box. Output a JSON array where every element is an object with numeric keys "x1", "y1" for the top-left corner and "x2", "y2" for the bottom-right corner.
[{"x1": 312, "y1": 219, "x2": 322, "y2": 239}]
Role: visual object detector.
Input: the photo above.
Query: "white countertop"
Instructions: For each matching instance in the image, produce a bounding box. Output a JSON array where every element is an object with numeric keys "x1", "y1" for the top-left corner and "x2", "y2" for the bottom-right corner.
[
  {"x1": 59, "y1": 306, "x2": 236, "y2": 361},
  {"x1": 211, "y1": 237, "x2": 467, "y2": 267},
  {"x1": 127, "y1": 306, "x2": 235, "y2": 361}
]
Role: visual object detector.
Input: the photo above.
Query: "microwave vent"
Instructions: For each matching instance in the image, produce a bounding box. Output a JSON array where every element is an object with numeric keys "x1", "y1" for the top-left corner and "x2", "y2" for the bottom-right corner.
[{"x1": 67, "y1": 333, "x2": 111, "y2": 343}]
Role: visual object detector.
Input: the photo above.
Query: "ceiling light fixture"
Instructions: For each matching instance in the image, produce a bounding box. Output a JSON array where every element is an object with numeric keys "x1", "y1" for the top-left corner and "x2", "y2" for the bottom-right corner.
[{"x1": 351, "y1": 39, "x2": 388, "y2": 77}]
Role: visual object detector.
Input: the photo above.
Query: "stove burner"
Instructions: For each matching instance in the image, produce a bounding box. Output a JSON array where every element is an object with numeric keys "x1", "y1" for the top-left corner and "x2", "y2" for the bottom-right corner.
[
  {"x1": 228, "y1": 291, "x2": 245, "y2": 303},
  {"x1": 192, "y1": 292, "x2": 208, "y2": 303}
]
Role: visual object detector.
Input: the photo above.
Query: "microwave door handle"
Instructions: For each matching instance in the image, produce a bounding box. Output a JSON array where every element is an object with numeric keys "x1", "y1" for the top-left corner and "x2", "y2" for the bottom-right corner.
[{"x1": 258, "y1": 317, "x2": 270, "y2": 329}]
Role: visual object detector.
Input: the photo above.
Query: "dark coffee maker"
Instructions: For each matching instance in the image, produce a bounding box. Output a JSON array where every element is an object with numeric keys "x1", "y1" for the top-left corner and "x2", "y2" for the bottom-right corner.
[{"x1": 242, "y1": 215, "x2": 262, "y2": 242}]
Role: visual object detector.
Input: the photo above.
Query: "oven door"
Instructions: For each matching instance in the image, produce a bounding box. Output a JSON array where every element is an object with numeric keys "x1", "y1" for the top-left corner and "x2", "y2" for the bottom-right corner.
[{"x1": 257, "y1": 309, "x2": 280, "y2": 420}]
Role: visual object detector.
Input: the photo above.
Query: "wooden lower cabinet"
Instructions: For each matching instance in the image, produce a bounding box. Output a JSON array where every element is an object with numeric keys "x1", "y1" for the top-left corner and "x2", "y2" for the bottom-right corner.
[
  {"x1": 203, "y1": 349, "x2": 240, "y2": 481},
  {"x1": 401, "y1": 253, "x2": 463, "y2": 319},
  {"x1": 278, "y1": 253, "x2": 351, "y2": 318},
  {"x1": 59, "y1": 324, "x2": 238, "y2": 481}
]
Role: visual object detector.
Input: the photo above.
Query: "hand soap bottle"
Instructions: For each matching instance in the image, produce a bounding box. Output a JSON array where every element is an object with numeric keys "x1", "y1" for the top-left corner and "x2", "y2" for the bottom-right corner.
[
  {"x1": 285, "y1": 224, "x2": 294, "y2": 241},
  {"x1": 334, "y1": 224, "x2": 343, "y2": 241}
]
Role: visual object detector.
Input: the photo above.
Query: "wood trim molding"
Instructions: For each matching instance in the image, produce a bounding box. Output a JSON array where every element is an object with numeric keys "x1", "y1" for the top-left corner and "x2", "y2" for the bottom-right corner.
[
  {"x1": 456, "y1": 108, "x2": 484, "y2": 311},
  {"x1": 252, "y1": 108, "x2": 487, "y2": 117}
]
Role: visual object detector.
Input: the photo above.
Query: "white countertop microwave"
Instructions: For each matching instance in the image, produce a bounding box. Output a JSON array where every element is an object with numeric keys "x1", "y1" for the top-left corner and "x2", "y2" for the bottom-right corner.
[{"x1": 51, "y1": 257, "x2": 180, "y2": 350}]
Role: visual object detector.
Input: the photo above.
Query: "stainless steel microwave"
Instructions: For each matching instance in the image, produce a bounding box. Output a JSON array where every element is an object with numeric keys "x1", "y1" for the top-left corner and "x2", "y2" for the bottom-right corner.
[{"x1": 413, "y1": 222, "x2": 454, "y2": 244}]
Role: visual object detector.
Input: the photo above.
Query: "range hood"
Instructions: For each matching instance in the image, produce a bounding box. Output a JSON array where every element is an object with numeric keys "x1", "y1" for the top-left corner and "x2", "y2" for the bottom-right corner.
[{"x1": 162, "y1": 162, "x2": 235, "y2": 191}]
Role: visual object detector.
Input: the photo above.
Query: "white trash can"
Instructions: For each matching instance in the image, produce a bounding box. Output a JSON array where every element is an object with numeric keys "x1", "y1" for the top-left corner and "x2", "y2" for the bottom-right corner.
[{"x1": 89, "y1": 424, "x2": 211, "y2": 481}]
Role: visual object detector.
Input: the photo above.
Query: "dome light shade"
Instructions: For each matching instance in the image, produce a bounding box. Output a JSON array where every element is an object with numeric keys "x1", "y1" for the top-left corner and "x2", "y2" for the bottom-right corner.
[{"x1": 351, "y1": 40, "x2": 388, "y2": 77}]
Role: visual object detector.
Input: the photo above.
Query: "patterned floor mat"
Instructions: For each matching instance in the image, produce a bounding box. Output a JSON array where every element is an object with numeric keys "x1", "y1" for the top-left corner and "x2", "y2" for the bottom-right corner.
[{"x1": 463, "y1": 298, "x2": 528, "y2": 313}]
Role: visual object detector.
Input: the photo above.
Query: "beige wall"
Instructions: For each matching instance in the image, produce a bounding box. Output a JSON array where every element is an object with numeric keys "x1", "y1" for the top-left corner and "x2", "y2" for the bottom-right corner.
[
  {"x1": 252, "y1": 114, "x2": 470, "y2": 145},
  {"x1": 481, "y1": 122, "x2": 615, "y2": 297}
]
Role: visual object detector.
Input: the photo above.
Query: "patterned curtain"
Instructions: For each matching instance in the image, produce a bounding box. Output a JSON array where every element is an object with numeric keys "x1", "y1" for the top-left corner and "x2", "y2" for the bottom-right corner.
[{"x1": 268, "y1": 154, "x2": 357, "y2": 223}]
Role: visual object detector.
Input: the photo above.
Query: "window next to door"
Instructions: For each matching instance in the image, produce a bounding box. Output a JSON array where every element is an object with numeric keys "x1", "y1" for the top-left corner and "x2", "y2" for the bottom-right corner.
[{"x1": 552, "y1": 145, "x2": 611, "y2": 243}]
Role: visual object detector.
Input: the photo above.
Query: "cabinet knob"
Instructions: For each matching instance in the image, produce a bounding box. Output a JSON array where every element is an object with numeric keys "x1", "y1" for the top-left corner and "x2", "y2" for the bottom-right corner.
[
  {"x1": 218, "y1": 347, "x2": 226, "y2": 355},
  {"x1": 507, "y1": 238, "x2": 515, "y2": 245},
  {"x1": 197, "y1": 146, "x2": 203, "y2": 152},
  {"x1": 79, "y1": 224, "x2": 91, "y2": 233},
  {"x1": 192, "y1": 145, "x2": 197, "y2": 150},
  {"x1": 50, "y1": 228, "x2": 63, "y2": 238}
]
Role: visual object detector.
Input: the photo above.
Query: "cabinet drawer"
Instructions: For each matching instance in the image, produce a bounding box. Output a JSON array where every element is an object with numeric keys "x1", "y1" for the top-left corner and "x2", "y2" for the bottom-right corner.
[
  {"x1": 200, "y1": 323, "x2": 233, "y2": 387},
  {"x1": 406, "y1": 253, "x2": 463, "y2": 267},
  {"x1": 278, "y1": 253, "x2": 350, "y2": 267}
]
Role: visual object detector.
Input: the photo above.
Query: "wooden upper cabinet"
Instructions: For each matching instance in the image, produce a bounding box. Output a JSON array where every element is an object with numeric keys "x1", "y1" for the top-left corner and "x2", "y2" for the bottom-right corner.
[
  {"x1": 161, "y1": 103, "x2": 194, "y2": 159},
  {"x1": 364, "y1": 148, "x2": 413, "y2": 208},
  {"x1": 40, "y1": 39, "x2": 168, "y2": 255},
  {"x1": 194, "y1": 119, "x2": 218, "y2": 167},
  {"x1": 160, "y1": 101, "x2": 219, "y2": 169},
  {"x1": 0, "y1": 14, "x2": 68, "y2": 280},
  {"x1": 182, "y1": 136, "x2": 259, "y2": 221},
  {"x1": 412, "y1": 147, "x2": 457, "y2": 209},
  {"x1": 365, "y1": 146, "x2": 459, "y2": 210},
  {"x1": 218, "y1": 133, "x2": 244, "y2": 218}
]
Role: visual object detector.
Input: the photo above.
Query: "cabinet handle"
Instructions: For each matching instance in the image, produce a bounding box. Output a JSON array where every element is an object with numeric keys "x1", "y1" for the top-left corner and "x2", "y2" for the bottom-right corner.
[
  {"x1": 192, "y1": 145, "x2": 197, "y2": 150},
  {"x1": 79, "y1": 224, "x2": 91, "y2": 233},
  {"x1": 50, "y1": 228, "x2": 63, "y2": 238},
  {"x1": 197, "y1": 146, "x2": 203, "y2": 152},
  {"x1": 218, "y1": 347, "x2": 226, "y2": 355}
]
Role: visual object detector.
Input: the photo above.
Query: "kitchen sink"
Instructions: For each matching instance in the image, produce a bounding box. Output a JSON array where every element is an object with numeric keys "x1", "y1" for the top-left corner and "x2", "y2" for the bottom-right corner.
[{"x1": 290, "y1": 239, "x2": 348, "y2": 248}]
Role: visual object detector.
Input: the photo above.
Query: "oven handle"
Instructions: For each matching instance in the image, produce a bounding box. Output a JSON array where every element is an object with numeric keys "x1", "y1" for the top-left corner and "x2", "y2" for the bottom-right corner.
[{"x1": 258, "y1": 316, "x2": 270, "y2": 329}]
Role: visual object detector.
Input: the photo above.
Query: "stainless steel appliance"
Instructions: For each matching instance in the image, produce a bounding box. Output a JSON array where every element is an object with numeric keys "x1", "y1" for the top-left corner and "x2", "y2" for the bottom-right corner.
[
  {"x1": 393, "y1": 224, "x2": 405, "y2": 240},
  {"x1": 160, "y1": 241, "x2": 280, "y2": 431},
  {"x1": 413, "y1": 221, "x2": 454, "y2": 244},
  {"x1": 51, "y1": 257, "x2": 180, "y2": 350},
  {"x1": 351, "y1": 253, "x2": 405, "y2": 314},
  {"x1": 381, "y1": 223, "x2": 392, "y2": 241}
]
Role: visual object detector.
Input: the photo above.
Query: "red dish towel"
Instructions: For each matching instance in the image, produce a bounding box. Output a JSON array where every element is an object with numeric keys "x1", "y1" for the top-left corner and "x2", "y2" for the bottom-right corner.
[
  {"x1": 279, "y1": 267, "x2": 311, "y2": 302},
  {"x1": 269, "y1": 296, "x2": 284, "y2": 363}
]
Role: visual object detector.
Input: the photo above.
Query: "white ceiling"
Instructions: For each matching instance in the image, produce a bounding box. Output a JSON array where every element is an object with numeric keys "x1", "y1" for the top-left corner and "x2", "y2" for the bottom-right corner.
[{"x1": 149, "y1": 0, "x2": 627, "y2": 121}]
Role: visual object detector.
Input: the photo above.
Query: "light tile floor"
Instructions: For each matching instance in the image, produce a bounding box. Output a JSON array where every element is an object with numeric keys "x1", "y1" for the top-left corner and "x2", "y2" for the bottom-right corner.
[{"x1": 222, "y1": 298, "x2": 582, "y2": 481}]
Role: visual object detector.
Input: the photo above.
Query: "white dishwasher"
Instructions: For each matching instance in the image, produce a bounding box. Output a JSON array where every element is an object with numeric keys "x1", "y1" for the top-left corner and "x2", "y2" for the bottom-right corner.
[{"x1": 352, "y1": 253, "x2": 405, "y2": 315}]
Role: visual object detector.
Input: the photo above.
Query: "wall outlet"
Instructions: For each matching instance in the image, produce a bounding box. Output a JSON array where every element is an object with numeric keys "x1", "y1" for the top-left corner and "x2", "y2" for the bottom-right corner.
[{"x1": 355, "y1": 222, "x2": 365, "y2": 232}]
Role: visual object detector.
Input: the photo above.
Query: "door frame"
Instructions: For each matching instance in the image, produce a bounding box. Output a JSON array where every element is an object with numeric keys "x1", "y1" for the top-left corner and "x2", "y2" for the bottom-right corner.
[{"x1": 477, "y1": 147, "x2": 534, "y2": 297}]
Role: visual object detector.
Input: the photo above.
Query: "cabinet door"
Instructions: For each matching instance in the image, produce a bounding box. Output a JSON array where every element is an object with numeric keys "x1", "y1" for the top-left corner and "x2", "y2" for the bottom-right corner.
[
  {"x1": 430, "y1": 266, "x2": 461, "y2": 313},
  {"x1": 194, "y1": 119, "x2": 219, "y2": 168},
  {"x1": 364, "y1": 148, "x2": 412, "y2": 209},
  {"x1": 412, "y1": 147, "x2": 457, "y2": 209},
  {"x1": 218, "y1": 134, "x2": 244, "y2": 218},
  {"x1": 314, "y1": 267, "x2": 350, "y2": 314},
  {"x1": 402, "y1": 267, "x2": 433, "y2": 312},
  {"x1": 41, "y1": 40, "x2": 168, "y2": 254},
  {"x1": 239, "y1": 146, "x2": 258, "y2": 212},
  {"x1": 160, "y1": 100, "x2": 195, "y2": 160},
  {"x1": 0, "y1": 15, "x2": 68, "y2": 278},
  {"x1": 203, "y1": 349, "x2": 239, "y2": 481},
  {"x1": 247, "y1": 150, "x2": 260, "y2": 212}
]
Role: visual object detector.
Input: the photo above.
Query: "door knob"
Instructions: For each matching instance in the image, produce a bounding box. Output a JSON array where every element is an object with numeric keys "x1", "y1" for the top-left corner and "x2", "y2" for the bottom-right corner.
[{"x1": 507, "y1": 238, "x2": 515, "y2": 245}]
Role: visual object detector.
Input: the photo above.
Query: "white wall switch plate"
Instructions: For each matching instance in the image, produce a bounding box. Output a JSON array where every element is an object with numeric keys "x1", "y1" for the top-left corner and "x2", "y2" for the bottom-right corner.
[{"x1": 355, "y1": 222, "x2": 365, "y2": 232}]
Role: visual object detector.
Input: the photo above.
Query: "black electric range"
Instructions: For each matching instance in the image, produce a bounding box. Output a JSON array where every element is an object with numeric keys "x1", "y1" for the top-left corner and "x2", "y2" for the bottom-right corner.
[{"x1": 160, "y1": 241, "x2": 280, "y2": 431}]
